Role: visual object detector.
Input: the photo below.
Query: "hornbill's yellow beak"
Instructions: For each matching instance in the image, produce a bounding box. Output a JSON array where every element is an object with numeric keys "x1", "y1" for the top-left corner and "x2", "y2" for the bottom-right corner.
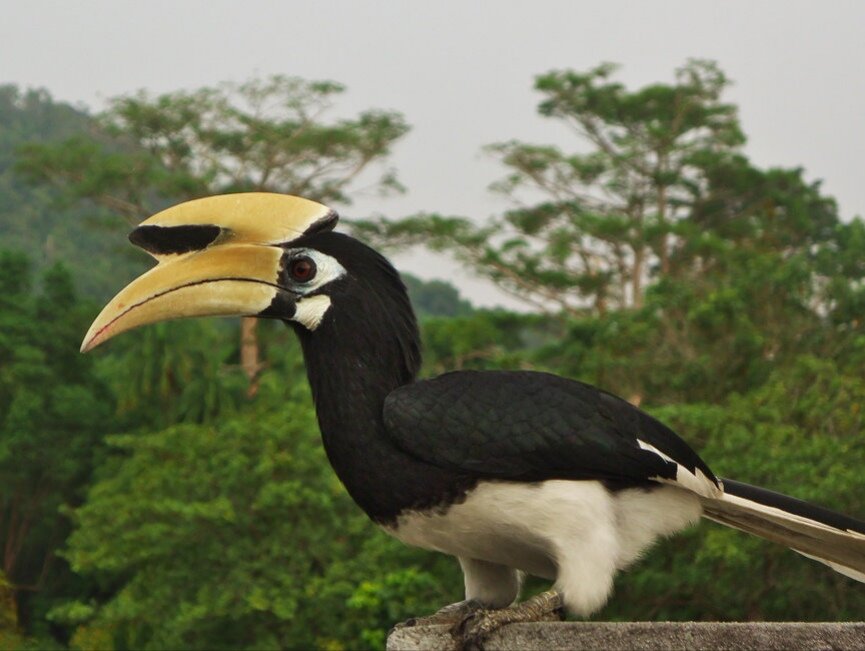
[{"x1": 80, "y1": 193, "x2": 337, "y2": 353}]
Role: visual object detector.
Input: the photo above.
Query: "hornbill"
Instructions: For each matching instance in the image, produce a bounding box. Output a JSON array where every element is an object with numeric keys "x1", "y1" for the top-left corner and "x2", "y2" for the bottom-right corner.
[{"x1": 82, "y1": 193, "x2": 865, "y2": 641}]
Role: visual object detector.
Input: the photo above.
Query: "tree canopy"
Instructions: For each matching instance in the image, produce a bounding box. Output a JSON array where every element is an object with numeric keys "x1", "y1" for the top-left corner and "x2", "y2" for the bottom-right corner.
[{"x1": 16, "y1": 75, "x2": 411, "y2": 395}]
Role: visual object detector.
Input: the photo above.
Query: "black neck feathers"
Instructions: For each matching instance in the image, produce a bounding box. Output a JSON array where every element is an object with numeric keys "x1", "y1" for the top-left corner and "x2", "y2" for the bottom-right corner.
[
  {"x1": 293, "y1": 231, "x2": 422, "y2": 392},
  {"x1": 289, "y1": 233, "x2": 472, "y2": 523}
]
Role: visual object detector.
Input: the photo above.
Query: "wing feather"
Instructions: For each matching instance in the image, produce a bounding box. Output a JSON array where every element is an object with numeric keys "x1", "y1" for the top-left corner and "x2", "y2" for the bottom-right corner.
[{"x1": 383, "y1": 370, "x2": 720, "y2": 496}]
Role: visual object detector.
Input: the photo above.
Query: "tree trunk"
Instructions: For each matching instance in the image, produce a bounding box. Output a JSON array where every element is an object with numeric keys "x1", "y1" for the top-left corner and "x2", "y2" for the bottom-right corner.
[
  {"x1": 657, "y1": 182, "x2": 670, "y2": 276},
  {"x1": 595, "y1": 289, "x2": 607, "y2": 317},
  {"x1": 631, "y1": 245, "x2": 644, "y2": 309},
  {"x1": 240, "y1": 317, "x2": 262, "y2": 398},
  {"x1": 3, "y1": 499, "x2": 32, "y2": 579}
]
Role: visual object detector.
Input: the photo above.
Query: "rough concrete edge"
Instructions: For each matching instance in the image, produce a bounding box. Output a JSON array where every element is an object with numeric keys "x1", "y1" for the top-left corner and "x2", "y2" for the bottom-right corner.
[{"x1": 386, "y1": 621, "x2": 865, "y2": 651}]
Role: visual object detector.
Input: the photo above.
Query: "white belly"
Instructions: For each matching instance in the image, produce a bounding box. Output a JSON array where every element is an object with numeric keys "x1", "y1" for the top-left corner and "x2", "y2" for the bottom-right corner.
[
  {"x1": 384, "y1": 479, "x2": 702, "y2": 614},
  {"x1": 386, "y1": 480, "x2": 617, "y2": 579}
]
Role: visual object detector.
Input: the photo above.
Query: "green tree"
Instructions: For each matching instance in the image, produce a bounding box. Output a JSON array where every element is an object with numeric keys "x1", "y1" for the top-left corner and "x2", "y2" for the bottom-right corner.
[
  {"x1": 534, "y1": 155, "x2": 859, "y2": 405},
  {"x1": 355, "y1": 61, "x2": 858, "y2": 406},
  {"x1": 0, "y1": 86, "x2": 137, "y2": 303},
  {"x1": 17, "y1": 77, "x2": 408, "y2": 221},
  {"x1": 598, "y1": 357, "x2": 865, "y2": 622},
  {"x1": 96, "y1": 321, "x2": 248, "y2": 431},
  {"x1": 17, "y1": 75, "x2": 410, "y2": 395},
  {"x1": 356, "y1": 60, "x2": 744, "y2": 315},
  {"x1": 0, "y1": 252, "x2": 113, "y2": 641},
  {"x1": 57, "y1": 383, "x2": 459, "y2": 650},
  {"x1": 420, "y1": 310, "x2": 551, "y2": 376},
  {"x1": 401, "y1": 273, "x2": 474, "y2": 319}
]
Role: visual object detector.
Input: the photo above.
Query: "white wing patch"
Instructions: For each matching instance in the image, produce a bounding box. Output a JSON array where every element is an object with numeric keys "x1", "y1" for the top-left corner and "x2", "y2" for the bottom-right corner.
[{"x1": 637, "y1": 439, "x2": 721, "y2": 499}]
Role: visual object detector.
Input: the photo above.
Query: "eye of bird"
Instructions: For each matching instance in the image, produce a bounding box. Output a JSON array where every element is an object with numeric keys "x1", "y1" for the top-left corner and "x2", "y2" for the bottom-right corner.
[{"x1": 289, "y1": 257, "x2": 317, "y2": 283}]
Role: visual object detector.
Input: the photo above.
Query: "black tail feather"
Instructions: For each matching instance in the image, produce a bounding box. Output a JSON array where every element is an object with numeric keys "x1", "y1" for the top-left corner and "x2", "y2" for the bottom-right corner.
[
  {"x1": 722, "y1": 478, "x2": 865, "y2": 536},
  {"x1": 700, "y1": 478, "x2": 865, "y2": 583}
]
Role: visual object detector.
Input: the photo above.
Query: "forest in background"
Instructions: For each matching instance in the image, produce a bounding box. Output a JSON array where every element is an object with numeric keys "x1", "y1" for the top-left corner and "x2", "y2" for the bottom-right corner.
[{"x1": 1, "y1": 60, "x2": 864, "y2": 650}]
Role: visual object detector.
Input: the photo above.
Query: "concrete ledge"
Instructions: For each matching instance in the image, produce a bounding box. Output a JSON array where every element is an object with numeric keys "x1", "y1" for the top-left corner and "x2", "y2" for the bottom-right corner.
[{"x1": 387, "y1": 621, "x2": 865, "y2": 650}]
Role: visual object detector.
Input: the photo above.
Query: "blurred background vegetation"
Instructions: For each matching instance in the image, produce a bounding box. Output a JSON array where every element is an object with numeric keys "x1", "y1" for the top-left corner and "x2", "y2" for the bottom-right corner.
[{"x1": 1, "y1": 61, "x2": 864, "y2": 650}]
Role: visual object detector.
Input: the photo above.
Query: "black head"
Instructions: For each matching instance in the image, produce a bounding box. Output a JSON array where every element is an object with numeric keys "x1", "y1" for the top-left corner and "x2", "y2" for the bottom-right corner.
[{"x1": 262, "y1": 231, "x2": 422, "y2": 387}]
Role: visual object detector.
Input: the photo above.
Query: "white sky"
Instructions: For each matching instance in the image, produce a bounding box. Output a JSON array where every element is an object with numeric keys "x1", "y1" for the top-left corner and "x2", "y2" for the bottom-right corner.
[{"x1": 3, "y1": 0, "x2": 863, "y2": 308}]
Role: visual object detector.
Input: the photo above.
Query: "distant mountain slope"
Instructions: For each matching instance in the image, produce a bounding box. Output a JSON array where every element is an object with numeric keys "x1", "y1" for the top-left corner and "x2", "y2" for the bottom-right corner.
[
  {"x1": 402, "y1": 272, "x2": 474, "y2": 318},
  {"x1": 0, "y1": 85, "x2": 147, "y2": 302}
]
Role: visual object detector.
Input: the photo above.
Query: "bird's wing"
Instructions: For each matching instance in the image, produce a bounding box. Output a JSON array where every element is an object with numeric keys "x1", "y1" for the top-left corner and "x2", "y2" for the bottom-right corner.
[{"x1": 383, "y1": 370, "x2": 721, "y2": 497}]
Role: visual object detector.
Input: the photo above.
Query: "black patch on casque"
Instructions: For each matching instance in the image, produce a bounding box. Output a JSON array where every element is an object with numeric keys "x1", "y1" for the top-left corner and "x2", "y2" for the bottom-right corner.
[
  {"x1": 129, "y1": 224, "x2": 223, "y2": 255},
  {"x1": 301, "y1": 209, "x2": 339, "y2": 238}
]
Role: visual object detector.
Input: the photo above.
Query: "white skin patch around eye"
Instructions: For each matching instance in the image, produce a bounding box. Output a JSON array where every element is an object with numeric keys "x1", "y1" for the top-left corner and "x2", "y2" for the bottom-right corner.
[
  {"x1": 287, "y1": 249, "x2": 347, "y2": 294},
  {"x1": 284, "y1": 249, "x2": 344, "y2": 330},
  {"x1": 293, "y1": 294, "x2": 332, "y2": 330}
]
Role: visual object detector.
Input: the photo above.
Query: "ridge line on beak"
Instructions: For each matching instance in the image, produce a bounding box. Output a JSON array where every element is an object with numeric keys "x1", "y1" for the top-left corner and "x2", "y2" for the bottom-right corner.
[
  {"x1": 81, "y1": 276, "x2": 299, "y2": 353},
  {"x1": 81, "y1": 243, "x2": 289, "y2": 353}
]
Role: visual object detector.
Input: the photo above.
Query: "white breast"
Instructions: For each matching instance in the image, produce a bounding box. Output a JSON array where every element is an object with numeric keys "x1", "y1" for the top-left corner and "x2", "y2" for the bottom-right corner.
[{"x1": 385, "y1": 479, "x2": 702, "y2": 616}]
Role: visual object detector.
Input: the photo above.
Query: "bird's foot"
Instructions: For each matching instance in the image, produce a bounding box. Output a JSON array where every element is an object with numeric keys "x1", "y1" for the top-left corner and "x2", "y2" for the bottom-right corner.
[
  {"x1": 394, "y1": 599, "x2": 483, "y2": 629},
  {"x1": 450, "y1": 590, "x2": 564, "y2": 651}
]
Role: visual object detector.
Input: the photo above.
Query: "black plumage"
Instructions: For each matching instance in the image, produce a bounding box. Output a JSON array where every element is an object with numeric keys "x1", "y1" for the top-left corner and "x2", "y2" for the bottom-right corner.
[
  {"x1": 286, "y1": 232, "x2": 479, "y2": 523},
  {"x1": 384, "y1": 369, "x2": 716, "y2": 487}
]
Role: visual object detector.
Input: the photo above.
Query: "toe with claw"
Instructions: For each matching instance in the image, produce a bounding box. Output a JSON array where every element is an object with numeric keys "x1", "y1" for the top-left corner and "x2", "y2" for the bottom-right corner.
[
  {"x1": 450, "y1": 590, "x2": 565, "y2": 650},
  {"x1": 393, "y1": 599, "x2": 483, "y2": 630}
]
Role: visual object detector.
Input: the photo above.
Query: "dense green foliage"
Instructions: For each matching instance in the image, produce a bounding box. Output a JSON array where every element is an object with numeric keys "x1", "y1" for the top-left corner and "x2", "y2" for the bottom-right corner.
[
  {"x1": 2, "y1": 61, "x2": 864, "y2": 650},
  {"x1": 600, "y1": 358, "x2": 865, "y2": 622},
  {"x1": 0, "y1": 253, "x2": 114, "y2": 647},
  {"x1": 55, "y1": 390, "x2": 460, "y2": 651}
]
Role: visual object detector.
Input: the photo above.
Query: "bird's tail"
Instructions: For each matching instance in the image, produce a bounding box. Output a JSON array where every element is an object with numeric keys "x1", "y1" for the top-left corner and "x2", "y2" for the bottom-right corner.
[{"x1": 700, "y1": 478, "x2": 865, "y2": 583}]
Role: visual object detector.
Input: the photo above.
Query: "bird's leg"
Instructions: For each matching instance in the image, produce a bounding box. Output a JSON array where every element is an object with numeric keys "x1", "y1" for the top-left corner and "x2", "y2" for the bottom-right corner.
[
  {"x1": 451, "y1": 590, "x2": 564, "y2": 650},
  {"x1": 395, "y1": 599, "x2": 484, "y2": 628}
]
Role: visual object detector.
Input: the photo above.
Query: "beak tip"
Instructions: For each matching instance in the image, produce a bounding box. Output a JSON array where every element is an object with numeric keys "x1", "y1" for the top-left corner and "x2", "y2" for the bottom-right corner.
[{"x1": 80, "y1": 331, "x2": 101, "y2": 354}]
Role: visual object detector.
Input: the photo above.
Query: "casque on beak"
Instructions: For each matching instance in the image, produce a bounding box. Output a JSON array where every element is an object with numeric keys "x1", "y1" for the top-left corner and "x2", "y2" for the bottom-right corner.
[{"x1": 80, "y1": 193, "x2": 337, "y2": 353}]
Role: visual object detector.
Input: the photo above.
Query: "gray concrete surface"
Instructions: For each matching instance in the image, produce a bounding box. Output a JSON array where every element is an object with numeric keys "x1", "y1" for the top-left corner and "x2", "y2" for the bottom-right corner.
[{"x1": 386, "y1": 621, "x2": 865, "y2": 650}]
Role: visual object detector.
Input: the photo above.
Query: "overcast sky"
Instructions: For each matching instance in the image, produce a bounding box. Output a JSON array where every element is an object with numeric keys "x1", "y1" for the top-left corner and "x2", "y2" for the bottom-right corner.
[{"x1": 3, "y1": 1, "x2": 863, "y2": 308}]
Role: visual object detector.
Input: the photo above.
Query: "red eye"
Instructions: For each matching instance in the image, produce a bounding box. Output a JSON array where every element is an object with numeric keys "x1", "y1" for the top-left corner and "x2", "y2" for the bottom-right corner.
[{"x1": 289, "y1": 257, "x2": 317, "y2": 283}]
